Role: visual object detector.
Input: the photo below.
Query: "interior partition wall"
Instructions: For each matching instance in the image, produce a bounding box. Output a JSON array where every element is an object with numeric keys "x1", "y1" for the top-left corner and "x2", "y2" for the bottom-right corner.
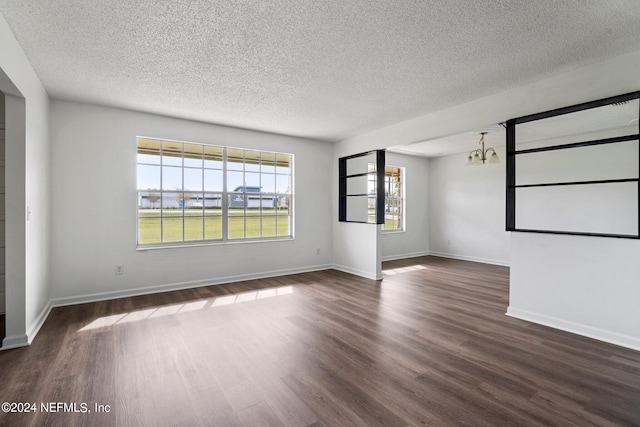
[{"x1": 506, "y1": 91, "x2": 640, "y2": 239}]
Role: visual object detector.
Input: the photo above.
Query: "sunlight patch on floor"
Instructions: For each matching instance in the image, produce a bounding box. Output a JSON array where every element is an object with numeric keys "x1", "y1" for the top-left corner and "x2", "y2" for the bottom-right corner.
[
  {"x1": 382, "y1": 264, "x2": 428, "y2": 276},
  {"x1": 78, "y1": 286, "x2": 293, "y2": 332}
]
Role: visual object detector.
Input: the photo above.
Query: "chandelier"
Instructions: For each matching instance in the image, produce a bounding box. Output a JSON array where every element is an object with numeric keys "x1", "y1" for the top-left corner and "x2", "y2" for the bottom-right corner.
[{"x1": 467, "y1": 131, "x2": 499, "y2": 165}]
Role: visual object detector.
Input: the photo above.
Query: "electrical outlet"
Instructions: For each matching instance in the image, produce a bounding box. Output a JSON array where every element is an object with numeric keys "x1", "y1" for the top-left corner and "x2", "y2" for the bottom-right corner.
[
  {"x1": 447, "y1": 240, "x2": 451, "y2": 245},
  {"x1": 115, "y1": 265, "x2": 124, "y2": 275},
  {"x1": 316, "y1": 248, "x2": 321, "y2": 255}
]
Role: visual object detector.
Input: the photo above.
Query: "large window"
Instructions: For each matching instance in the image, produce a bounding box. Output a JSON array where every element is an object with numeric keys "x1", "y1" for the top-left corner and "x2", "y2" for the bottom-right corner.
[
  {"x1": 382, "y1": 166, "x2": 404, "y2": 231},
  {"x1": 137, "y1": 137, "x2": 293, "y2": 246}
]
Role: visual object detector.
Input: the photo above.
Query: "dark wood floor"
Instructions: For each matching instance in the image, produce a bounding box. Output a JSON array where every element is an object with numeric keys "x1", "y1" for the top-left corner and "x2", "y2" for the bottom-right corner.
[{"x1": 0, "y1": 256, "x2": 639, "y2": 426}]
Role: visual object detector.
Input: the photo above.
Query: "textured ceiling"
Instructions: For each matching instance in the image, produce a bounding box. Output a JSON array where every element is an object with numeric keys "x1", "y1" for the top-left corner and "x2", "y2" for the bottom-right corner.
[{"x1": 1, "y1": 1, "x2": 640, "y2": 142}]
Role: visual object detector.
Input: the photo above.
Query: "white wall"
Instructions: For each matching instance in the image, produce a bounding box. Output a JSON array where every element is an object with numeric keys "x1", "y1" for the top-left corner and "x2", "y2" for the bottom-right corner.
[
  {"x1": 49, "y1": 100, "x2": 333, "y2": 304},
  {"x1": 333, "y1": 221, "x2": 381, "y2": 280},
  {"x1": 0, "y1": 92, "x2": 4, "y2": 314},
  {"x1": 428, "y1": 147, "x2": 510, "y2": 266},
  {"x1": 508, "y1": 233, "x2": 640, "y2": 350},
  {"x1": 0, "y1": 13, "x2": 51, "y2": 349},
  {"x1": 381, "y1": 152, "x2": 430, "y2": 261}
]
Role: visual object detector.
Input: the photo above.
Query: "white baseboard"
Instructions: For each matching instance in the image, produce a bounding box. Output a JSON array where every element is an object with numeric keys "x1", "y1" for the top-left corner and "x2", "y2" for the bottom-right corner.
[
  {"x1": 0, "y1": 299, "x2": 52, "y2": 351},
  {"x1": 27, "y1": 300, "x2": 52, "y2": 345},
  {"x1": 2, "y1": 334, "x2": 29, "y2": 350},
  {"x1": 506, "y1": 307, "x2": 640, "y2": 352},
  {"x1": 50, "y1": 264, "x2": 333, "y2": 308},
  {"x1": 381, "y1": 251, "x2": 429, "y2": 262},
  {"x1": 332, "y1": 264, "x2": 382, "y2": 281},
  {"x1": 429, "y1": 251, "x2": 510, "y2": 267}
]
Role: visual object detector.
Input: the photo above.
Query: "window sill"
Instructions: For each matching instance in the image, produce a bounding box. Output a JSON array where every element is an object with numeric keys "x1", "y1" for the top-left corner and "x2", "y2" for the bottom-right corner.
[
  {"x1": 136, "y1": 236, "x2": 294, "y2": 251},
  {"x1": 381, "y1": 229, "x2": 405, "y2": 234}
]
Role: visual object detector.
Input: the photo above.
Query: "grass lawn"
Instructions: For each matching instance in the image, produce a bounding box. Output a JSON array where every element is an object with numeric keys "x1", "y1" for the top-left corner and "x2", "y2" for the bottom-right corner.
[
  {"x1": 368, "y1": 214, "x2": 402, "y2": 230},
  {"x1": 138, "y1": 208, "x2": 290, "y2": 243}
]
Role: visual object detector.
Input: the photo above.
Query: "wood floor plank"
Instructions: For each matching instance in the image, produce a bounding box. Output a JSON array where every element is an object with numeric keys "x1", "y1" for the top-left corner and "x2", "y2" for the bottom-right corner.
[{"x1": 1, "y1": 256, "x2": 639, "y2": 426}]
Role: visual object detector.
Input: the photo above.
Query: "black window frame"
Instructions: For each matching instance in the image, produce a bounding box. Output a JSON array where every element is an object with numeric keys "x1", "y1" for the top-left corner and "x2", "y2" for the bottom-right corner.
[
  {"x1": 506, "y1": 91, "x2": 640, "y2": 239},
  {"x1": 338, "y1": 150, "x2": 385, "y2": 224}
]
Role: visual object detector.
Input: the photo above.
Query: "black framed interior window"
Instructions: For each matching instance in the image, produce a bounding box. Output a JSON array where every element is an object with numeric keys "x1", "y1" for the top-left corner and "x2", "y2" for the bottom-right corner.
[
  {"x1": 339, "y1": 150, "x2": 385, "y2": 224},
  {"x1": 506, "y1": 91, "x2": 640, "y2": 239}
]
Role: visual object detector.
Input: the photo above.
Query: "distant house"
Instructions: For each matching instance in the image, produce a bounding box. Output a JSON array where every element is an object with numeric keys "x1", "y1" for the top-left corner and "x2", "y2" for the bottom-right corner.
[
  {"x1": 138, "y1": 192, "x2": 222, "y2": 209},
  {"x1": 138, "y1": 187, "x2": 278, "y2": 209},
  {"x1": 229, "y1": 186, "x2": 276, "y2": 208}
]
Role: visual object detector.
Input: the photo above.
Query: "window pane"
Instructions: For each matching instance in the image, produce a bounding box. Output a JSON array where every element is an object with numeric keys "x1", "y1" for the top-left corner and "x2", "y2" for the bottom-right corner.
[
  {"x1": 204, "y1": 145, "x2": 223, "y2": 169},
  {"x1": 163, "y1": 192, "x2": 183, "y2": 209},
  {"x1": 261, "y1": 203, "x2": 276, "y2": 217},
  {"x1": 204, "y1": 169, "x2": 223, "y2": 192},
  {"x1": 385, "y1": 215, "x2": 398, "y2": 230},
  {"x1": 246, "y1": 212, "x2": 260, "y2": 238},
  {"x1": 368, "y1": 197, "x2": 377, "y2": 222},
  {"x1": 389, "y1": 181, "x2": 400, "y2": 197},
  {"x1": 227, "y1": 171, "x2": 244, "y2": 192},
  {"x1": 137, "y1": 138, "x2": 161, "y2": 164},
  {"x1": 369, "y1": 174, "x2": 377, "y2": 195},
  {"x1": 204, "y1": 214, "x2": 222, "y2": 240},
  {"x1": 245, "y1": 150, "x2": 260, "y2": 172},
  {"x1": 228, "y1": 198, "x2": 245, "y2": 214},
  {"x1": 203, "y1": 192, "x2": 222, "y2": 208},
  {"x1": 277, "y1": 215, "x2": 290, "y2": 236},
  {"x1": 262, "y1": 216, "x2": 277, "y2": 237},
  {"x1": 261, "y1": 173, "x2": 275, "y2": 193},
  {"x1": 245, "y1": 172, "x2": 260, "y2": 189},
  {"x1": 276, "y1": 154, "x2": 291, "y2": 174},
  {"x1": 382, "y1": 165, "x2": 404, "y2": 231},
  {"x1": 184, "y1": 216, "x2": 203, "y2": 241},
  {"x1": 184, "y1": 168, "x2": 202, "y2": 191},
  {"x1": 138, "y1": 216, "x2": 161, "y2": 244},
  {"x1": 185, "y1": 193, "x2": 203, "y2": 212},
  {"x1": 139, "y1": 191, "x2": 162, "y2": 209},
  {"x1": 162, "y1": 217, "x2": 183, "y2": 242},
  {"x1": 228, "y1": 216, "x2": 245, "y2": 239},
  {"x1": 163, "y1": 166, "x2": 182, "y2": 191},
  {"x1": 276, "y1": 174, "x2": 290, "y2": 194},
  {"x1": 227, "y1": 148, "x2": 244, "y2": 170},
  {"x1": 247, "y1": 193, "x2": 270, "y2": 209},
  {"x1": 385, "y1": 199, "x2": 399, "y2": 213},
  {"x1": 261, "y1": 152, "x2": 276, "y2": 173},
  {"x1": 229, "y1": 192, "x2": 245, "y2": 208},
  {"x1": 277, "y1": 195, "x2": 290, "y2": 211},
  {"x1": 183, "y1": 143, "x2": 203, "y2": 168},
  {"x1": 162, "y1": 141, "x2": 183, "y2": 166},
  {"x1": 137, "y1": 164, "x2": 160, "y2": 190}
]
